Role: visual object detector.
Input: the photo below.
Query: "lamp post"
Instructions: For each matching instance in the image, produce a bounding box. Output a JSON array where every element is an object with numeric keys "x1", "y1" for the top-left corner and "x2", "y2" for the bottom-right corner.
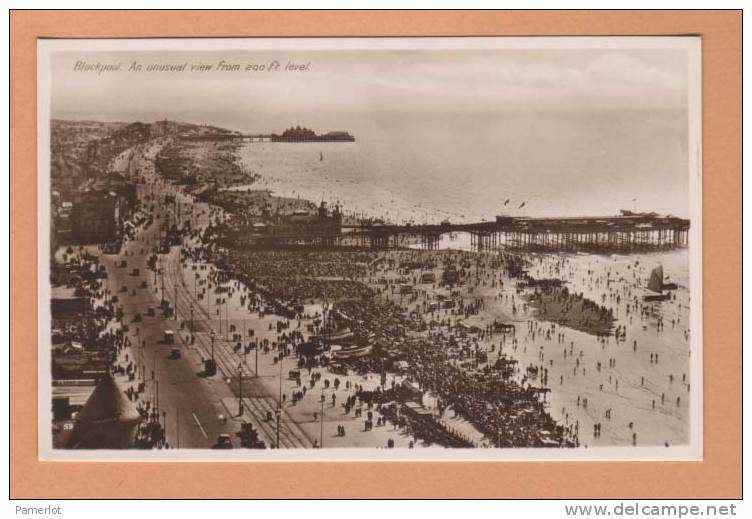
[
  {"x1": 225, "y1": 299, "x2": 229, "y2": 341},
  {"x1": 189, "y1": 303, "x2": 194, "y2": 335},
  {"x1": 320, "y1": 393, "x2": 325, "y2": 449},
  {"x1": 497, "y1": 413, "x2": 501, "y2": 448},
  {"x1": 238, "y1": 363, "x2": 244, "y2": 416},
  {"x1": 210, "y1": 329, "x2": 216, "y2": 365},
  {"x1": 278, "y1": 352, "x2": 283, "y2": 404},
  {"x1": 275, "y1": 408, "x2": 281, "y2": 449},
  {"x1": 160, "y1": 267, "x2": 165, "y2": 304}
]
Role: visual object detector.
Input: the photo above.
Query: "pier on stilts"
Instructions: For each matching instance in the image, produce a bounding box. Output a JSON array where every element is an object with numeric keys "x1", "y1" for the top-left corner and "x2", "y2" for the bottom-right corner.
[
  {"x1": 496, "y1": 217, "x2": 689, "y2": 253},
  {"x1": 239, "y1": 213, "x2": 690, "y2": 254}
]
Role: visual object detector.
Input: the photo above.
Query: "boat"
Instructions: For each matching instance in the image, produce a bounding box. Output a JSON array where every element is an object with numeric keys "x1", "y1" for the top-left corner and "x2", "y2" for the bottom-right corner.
[
  {"x1": 643, "y1": 265, "x2": 673, "y2": 302},
  {"x1": 331, "y1": 343, "x2": 372, "y2": 360},
  {"x1": 320, "y1": 327, "x2": 355, "y2": 344}
]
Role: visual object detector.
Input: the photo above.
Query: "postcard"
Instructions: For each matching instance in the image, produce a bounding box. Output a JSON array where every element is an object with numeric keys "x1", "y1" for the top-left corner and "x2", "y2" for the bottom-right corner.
[{"x1": 37, "y1": 36, "x2": 702, "y2": 461}]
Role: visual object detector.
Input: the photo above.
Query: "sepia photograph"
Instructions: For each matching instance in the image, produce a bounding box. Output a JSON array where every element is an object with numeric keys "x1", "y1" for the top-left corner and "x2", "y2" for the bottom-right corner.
[{"x1": 37, "y1": 36, "x2": 702, "y2": 460}]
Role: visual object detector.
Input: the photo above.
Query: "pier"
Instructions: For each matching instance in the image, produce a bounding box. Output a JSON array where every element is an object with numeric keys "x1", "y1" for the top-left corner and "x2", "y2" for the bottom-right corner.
[
  {"x1": 240, "y1": 134, "x2": 273, "y2": 143},
  {"x1": 245, "y1": 213, "x2": 690, "y2": 253}
]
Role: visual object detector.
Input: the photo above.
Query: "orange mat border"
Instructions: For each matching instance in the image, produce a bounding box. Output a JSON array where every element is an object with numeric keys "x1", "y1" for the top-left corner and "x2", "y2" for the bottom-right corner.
[{"x1": 9, "y1": 10, "x2": 742, "y2": 498}]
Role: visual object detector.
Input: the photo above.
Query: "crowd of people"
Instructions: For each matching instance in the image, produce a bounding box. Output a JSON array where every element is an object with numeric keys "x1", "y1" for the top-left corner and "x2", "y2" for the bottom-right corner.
[
  {"x1": 527, "y1": 284, "x2": 615, "y2": 335},
  {"x1": 194, "y1": 217, "x2": 581, "y2": 448},
  {"x1": 403, "y1": 335, "x2": 574, "y2": 448},
  {"x1": 51, "y1": 249, "x2": 117, "y2": 376}
]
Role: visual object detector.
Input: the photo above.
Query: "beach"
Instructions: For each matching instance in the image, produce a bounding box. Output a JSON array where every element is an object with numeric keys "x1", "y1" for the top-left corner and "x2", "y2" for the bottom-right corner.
[{"x1": 227, "y1": 136, "x2": 693, "y2": 449}]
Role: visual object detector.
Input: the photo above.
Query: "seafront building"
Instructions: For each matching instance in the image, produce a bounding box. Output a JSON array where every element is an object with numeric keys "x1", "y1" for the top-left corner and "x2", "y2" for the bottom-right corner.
[{"x1": 65, "y1": 372, "x2": 142, "y2": 449}]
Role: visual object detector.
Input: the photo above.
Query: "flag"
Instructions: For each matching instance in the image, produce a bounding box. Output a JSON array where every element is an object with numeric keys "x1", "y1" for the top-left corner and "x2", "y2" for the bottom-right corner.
[{"x1": 518, "y1": 202, "x2": 525, "y2": 209}]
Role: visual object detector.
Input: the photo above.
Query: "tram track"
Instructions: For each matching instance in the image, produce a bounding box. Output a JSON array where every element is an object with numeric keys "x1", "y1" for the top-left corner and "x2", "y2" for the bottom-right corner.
[{"x1": 160, "y1": 245, "x2": 313, "y2": 448}]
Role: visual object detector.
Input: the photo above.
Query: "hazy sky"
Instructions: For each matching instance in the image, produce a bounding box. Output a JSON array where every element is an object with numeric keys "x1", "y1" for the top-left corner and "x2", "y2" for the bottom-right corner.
[
  {"x1": 47, "y1": 43, "x2": 697, "y2": 218},
  {"x1": 50, "y1": 47, "x2": 691, "y2": 133}
]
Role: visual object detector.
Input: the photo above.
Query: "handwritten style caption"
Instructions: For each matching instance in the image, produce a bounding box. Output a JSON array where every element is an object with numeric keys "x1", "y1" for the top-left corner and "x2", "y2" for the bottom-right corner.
[{"x1": 72, "y1": 60, "x2": 311, "y2": 75}]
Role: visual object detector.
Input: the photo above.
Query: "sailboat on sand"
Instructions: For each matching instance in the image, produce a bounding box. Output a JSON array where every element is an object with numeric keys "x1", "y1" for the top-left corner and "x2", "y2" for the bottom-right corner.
[{"x1": 643, "y1": 264, "x2": 677, "y2": 302}]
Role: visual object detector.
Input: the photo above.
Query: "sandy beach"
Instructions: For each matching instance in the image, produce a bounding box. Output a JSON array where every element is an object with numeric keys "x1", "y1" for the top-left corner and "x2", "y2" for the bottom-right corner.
[{"x1": 219, "y1": 140, "x2": 694, "y2": 449}]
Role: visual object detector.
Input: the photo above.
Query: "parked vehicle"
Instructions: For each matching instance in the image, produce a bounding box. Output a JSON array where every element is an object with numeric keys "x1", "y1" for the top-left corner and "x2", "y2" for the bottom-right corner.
[{"x1": 212, "y1": 434, "x2": 233, "y2": 449}]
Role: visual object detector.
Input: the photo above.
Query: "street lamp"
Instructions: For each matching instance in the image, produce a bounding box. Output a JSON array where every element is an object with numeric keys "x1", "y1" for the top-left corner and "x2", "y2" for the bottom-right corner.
[
  {"x1": 238, "y1": 363, "x2": 243, "y2": 417},
  {"x1": 278, "y1": 353, "x2": 283, "y2": 404},
  {"x1": 275, "y1": 408, "x2": 281, "y2": 449},
  {"x1": 160, "y1": 267, "x2": 165, "y2": 304},
  {"x1": 320, "y1": 393, "x2": 325, "y2": 449},
  {"x1": 225, "y1": 298, "x2": 230, "y2": 341},
  {"x1": 210, "y1": 329, "x2": 216, "y2": 364}
]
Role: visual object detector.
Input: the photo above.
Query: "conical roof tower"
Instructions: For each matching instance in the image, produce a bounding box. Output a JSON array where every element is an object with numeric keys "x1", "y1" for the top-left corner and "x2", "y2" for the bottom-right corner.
[{"x1": 66, "y1": 371, "x2": 141, "y2": 449}]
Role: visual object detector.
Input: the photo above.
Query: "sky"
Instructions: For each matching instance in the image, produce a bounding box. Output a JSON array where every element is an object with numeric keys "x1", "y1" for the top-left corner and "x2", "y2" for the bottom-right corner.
[
  {"x1": 46, "y1": 42, "x2": 697, "y2": 218},
  {"x1": 49, "y1": 46, "x2": 692, "y2": 134}
]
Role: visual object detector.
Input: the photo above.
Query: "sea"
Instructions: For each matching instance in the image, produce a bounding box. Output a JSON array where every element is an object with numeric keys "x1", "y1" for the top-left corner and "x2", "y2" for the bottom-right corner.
[{"x1": 236, "y1": 110, "x2": 689, "y2": 223}]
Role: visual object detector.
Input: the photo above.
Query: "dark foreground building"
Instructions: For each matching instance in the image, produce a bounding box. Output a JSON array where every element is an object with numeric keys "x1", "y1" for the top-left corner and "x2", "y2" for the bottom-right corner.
[
  {"x1": 65, "y1": 372, "x2": 141, "y2": 449},
  {"x1": 69, "y1": 173, "x2": 137, "y2": 244}
]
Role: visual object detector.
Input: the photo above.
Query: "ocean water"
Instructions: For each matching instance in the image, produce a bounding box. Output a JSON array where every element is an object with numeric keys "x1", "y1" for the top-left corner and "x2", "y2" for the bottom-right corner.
[{"x1": 237, "y1": 109, "x2": 689, "y2": 223}]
